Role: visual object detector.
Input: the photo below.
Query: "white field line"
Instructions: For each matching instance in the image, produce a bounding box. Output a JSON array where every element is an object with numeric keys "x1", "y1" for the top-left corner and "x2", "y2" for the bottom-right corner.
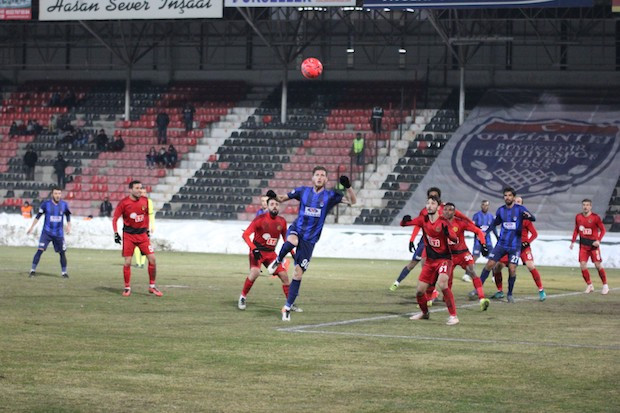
[{"x1": 276, "y1": 288, "x2": 620, "y2": 350}]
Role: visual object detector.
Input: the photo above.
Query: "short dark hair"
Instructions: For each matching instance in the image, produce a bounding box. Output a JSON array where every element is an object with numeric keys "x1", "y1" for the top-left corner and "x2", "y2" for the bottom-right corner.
[
  {"x1": 503, "y1": 187, "x2": 516, "y2": 196},
  {"x1": 582, "y1": 198, "x2": 592, "y2": 204},
  {"x1": 128, "y1": 180, "x2": 141, "y2": 189},
  {"x1": 427, "y1": 187, "x2": 442, "y2": 198},
  {"x1": 312, "y1": 166, "x2": 327, "y2": 175},
  {"x1": 427, "y1": 195, "x2": 440, "y2": 204},
  {"x1": 52, "y1": 186, "x2": 62, "y2": 192},
  {"x1": 481, "y1": 200, "x2": 489, "y2": 204},
  {"x1": 444, "y1": 202, "x2": 456, "y2": 209}
]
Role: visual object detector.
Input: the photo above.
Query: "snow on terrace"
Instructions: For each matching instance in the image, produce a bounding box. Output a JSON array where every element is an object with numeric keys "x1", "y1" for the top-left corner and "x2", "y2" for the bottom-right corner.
[{"x1": 1, "y1": 213, "x2": 618, "y2": 268}]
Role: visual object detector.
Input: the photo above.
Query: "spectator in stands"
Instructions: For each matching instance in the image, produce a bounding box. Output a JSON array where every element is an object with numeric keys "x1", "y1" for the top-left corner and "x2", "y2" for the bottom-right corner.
[
  {"x1": 62, "y1": 89, "x2": 76, "y2": 108},
  {"x1": 156, "y1": 111, "x2": 170, "y2": 145},
  {"x1": 9, "y1": 121, "x2": 18, "y2": 138},
  {"x1": 95, "y1": 129, "x2": 109, "y2": 151},
  {"x1": 53, "y1": 154, "x2": 68, "y2": 189},
  {"x1": 352, "y1": 133, "x2": 365, "y2": 165},
  {"x1": 21, "y1": 201, "x2": 33, "y2": 219},
  {"x1": 109, "y1": 134, "x2": 125, "y2": 152},
  {"x1": 371, "y1": 105, "x2": 384, "y2": 134},
  {"x1": 99, "y1": 197, "x2": 113, "y2": 217},
  {"x1": 23, "y1": 145, "x2": 38, "y2": 181},
  {"x1": 26, "y1": 119, "x2": 35, "y2": 135},
  {"x1": 74, "y1": 129, "x2": 89, "y2": 147},
  {"x1": 182, "y1": 103, "x2": 195, "y2": 132},
  {"x1": 156, "y1": 147, "x2": 167, "y2": 167},
  {"x1": 49, "y1": 92, "x2": 61, "y2": 107},
  {"x1": 166, "y1": 144, "x2": 178, "y2": 168},
  {"x1": 146, "y1": 147, "x2": 157, "y2": 169},
  {"x1": 32, "y1": 119, "x2": 43, "y2": 135}
]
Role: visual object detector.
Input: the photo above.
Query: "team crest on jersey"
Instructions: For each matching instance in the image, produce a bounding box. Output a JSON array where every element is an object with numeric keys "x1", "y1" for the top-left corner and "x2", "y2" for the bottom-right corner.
[{"x1": 452, "y1": 117, "x2": 619, "y2": 197}]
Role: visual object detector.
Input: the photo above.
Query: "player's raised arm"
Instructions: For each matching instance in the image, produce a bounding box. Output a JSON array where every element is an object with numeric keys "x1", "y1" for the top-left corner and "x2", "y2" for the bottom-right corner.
[{"x1": 266, "y1": 189, "x2": 290, "y2": 204}]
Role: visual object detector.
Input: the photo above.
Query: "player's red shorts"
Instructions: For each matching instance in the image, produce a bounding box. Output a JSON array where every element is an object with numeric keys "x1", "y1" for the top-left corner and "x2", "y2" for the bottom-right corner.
[
  {"x1": 499, "y1": 247, "x2": 533, "y2": 265},
  {"x1": 249, "y1": 250, "x2": 288, "y2": 274},
  {"x1": 579, "y1": 246, "x2": 602, "y2": 263},
  {"x1": 452, "y1": 251, "x2": 474, "y2": 269},
  {"x1": 419, "y1": 258, "x2": 453, "y2": 285},
  {"x1": 122, "y1": 232, "x2": 153, "y2": 257}
]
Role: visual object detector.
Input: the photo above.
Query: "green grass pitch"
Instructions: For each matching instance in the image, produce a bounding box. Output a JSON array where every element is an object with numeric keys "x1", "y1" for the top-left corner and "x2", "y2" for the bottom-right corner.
[{"x1": 0, "y1": 246, "x2": 618, "y2": 412}]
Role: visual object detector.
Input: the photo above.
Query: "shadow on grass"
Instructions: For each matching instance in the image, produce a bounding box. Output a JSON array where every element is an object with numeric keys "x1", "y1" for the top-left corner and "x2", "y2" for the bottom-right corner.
[
  {"x1": 94, "y1": 286, "x2": 123, "y2": 295},
  {"x1": 27, "y1": 271, "x2": 60, "y2": 278}
]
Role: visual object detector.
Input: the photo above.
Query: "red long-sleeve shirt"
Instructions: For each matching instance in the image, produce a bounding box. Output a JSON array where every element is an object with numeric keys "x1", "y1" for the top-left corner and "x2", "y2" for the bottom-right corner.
[
  {"x1": 242, "y1": 212, "x2": 288, "y2": 251},
  {"x1": 572, "y1": 212, "x2": 605, "y2": 248},
  {"x1": 113, "y1": 196, "x2": 149, "y2": 233}
]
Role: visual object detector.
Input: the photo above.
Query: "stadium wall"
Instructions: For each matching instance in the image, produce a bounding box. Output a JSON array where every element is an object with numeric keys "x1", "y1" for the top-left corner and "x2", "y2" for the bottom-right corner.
[{"x1": 1, "y1": 214, "x2": 619, "y2": 268}]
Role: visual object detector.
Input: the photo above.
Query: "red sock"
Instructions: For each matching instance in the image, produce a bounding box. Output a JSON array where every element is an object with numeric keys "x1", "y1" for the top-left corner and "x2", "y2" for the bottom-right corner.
[
  {"x1": 123, "y1": 265, "x2": 131, "y2": 288},
  {"x1": 473, "y1": 277, "x2": 485, "y2": 299},
  {"x1": 530, "y1": 268, "x2": 543, "y2": 290},
  {"x1": 581, "y1": 269, "x2": 592, "y2": 285},
  {"x1": 242, "y1": 278, "x2": 254, "y2": 297},
  {"x1": 425, "y1": 285, "x2": 435, "y2": 297},
  {"x1": 148, "y1": 263, "x2": 156, "y2": 285},
  {"x1": 282, "y1": 284, "x2": 290, "y2": 298},
  {"x1": 598, "y1": 268, "x2": 607, "y2": 284},
  {"x1": 416, "y1": 294, "x2": 429, "y2": 314},
  {"x1": 442, "y1": 288, "x2": 457, "y2": 317},
  {"x1": 494, "y1": 271, "x2": 503, "y2": 291}
]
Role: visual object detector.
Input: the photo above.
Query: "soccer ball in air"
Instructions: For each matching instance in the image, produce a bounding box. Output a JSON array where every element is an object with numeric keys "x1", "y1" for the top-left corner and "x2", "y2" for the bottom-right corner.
[{"x1": 301, "y1": 57, "x2": 323, "y2": 79}]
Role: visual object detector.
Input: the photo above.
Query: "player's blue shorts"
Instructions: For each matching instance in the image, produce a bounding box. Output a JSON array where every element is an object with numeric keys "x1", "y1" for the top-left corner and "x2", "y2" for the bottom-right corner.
[
  {"x1": 488, "y1": 244, "x2": 519, "y2": 265},
  {"x1": 287, "y1": 225, "x2": 315, "y2": 272},
  {"x1": 412, "y1": 238, "x2": 425, "y2": 261},
  {"x1": 38, "y1": 231, "x2": 66, "y2": 253}
]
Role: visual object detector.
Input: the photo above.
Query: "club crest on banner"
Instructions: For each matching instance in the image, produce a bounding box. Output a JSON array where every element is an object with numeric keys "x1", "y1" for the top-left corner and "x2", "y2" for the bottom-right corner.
[{"x1": 451, "y1": 118, "x2": 620, "y2": 197}]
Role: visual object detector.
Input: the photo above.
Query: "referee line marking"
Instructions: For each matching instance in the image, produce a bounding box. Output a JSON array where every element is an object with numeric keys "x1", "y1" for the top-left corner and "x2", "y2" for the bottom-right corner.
[{"x1": 276, "y1": 288, "x2": 620, "y2": 350}]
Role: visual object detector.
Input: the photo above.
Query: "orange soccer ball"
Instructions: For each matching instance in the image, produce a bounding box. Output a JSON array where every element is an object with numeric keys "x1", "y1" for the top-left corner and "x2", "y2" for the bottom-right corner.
[{"x1": 301, "y1": 57, "x2": 323, "y2": 79}]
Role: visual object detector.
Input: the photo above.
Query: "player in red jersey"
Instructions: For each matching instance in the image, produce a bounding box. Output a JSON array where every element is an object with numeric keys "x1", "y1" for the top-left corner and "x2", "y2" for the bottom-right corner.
[
  {"x1": 486, "y1": 196, "x2": 547, "y2": 301},
  {"x1": 390, "y1": 187, "x2": 474, "y2": 293},
  {"x1": 112, "y1": 180, "x2": 162, "y2": 297},
  {"x1": 238, "y1": 196, "x2": 301, "y2": 312},
  {"x1": 570, "y1": 198, "x2": 609, "y2": 294},
  {"x1": 442, "y1": 203, "x2": 490, "y2": 311},
  {"x1": 401, "y1": 195, "x2": 460, "y2": 325}
]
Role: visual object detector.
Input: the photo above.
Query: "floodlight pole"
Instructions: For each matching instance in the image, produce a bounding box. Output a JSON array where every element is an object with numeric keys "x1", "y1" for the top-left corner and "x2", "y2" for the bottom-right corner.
[
  {"x1": 125, "y1": 65, "x2": 132, "y2": 121},
  {"x1": 281, "y1": 67, "x2": 288, "y2": 124}
]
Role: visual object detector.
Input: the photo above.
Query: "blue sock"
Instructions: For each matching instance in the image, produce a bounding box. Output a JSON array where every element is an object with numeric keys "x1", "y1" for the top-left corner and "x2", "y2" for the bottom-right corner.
[
  {"x1": 277, "y1": 241, "x2": 295, "y2": 263},
  {"x1": 508, "y1": 275, "x2": 516, "y2": 296},
  {"x1": 286, "y1": 279, "x2": 301, "y2": 308},
  {"x1": 397, "y1": 267, "x2": 411, "y2": 283},
  {"x1": 480, "y1": 268, "x2": 490, "y2": 285},
  {"x1": 59, "y1": 252, "x2": 67, "y2": 273},
  {"x1": 32, "y1": 250, "x2": 43, "y2": 270}
]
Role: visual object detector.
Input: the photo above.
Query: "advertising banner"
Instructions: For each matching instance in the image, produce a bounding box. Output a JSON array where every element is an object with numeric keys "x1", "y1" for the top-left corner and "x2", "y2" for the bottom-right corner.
[
  {"x1": 225, "y1": 0, "x2": 356, "y2": 7},
  {"x1": 0, "y1": 0, "x2": 31, "y2": 20},
  {"x1": 363, "y1": 0, "x2": 593, "y2": 9},
  {"x1": 40, "y1": 0, "x2": 223, "y2": 20}
]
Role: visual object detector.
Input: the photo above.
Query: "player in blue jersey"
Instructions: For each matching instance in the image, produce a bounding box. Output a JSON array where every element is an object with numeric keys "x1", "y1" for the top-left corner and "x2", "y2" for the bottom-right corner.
[
  {"x1": 471, "y1": 200, "x2": 498, "y2": 262},
  {"x1": 26, "y1": 187, "x2": 72, "y2": 278},
  {"x1": 478, "y1": 187, "x2": 535, "y2": 303},
  {"x1": 266, "y1": 166, "x2": 357, "y2": 321}
]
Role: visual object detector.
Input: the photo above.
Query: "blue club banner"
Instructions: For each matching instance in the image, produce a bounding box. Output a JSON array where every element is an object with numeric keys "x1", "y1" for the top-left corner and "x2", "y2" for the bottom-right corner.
[{"x1": 364, "y1": 0, "x2": 592, "y2": 9}]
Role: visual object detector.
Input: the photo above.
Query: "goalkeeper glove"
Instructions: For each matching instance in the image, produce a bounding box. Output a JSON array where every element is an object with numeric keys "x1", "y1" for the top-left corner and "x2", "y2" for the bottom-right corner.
[
  {"x1": 266, "y1": 190, "x2": 277, "y2": 199},
  {"x1": 114, "y1": 232, "x2": 121, "y2": 244},
  {"x1": 521, "y1": 241, "x2": 530, "y2": 249},
  {"x1": 400, "y1": 215, "x2": 412, "y2": 226},
  {"x1": 339, "y1": 175, "x2": 351, "y2": 189},
  {"x1": 252, "y1": 248, "x2": 262, "y2": 261},
  {"x1": 408, "y1": 241, "x2": 415, "y2": 253}
]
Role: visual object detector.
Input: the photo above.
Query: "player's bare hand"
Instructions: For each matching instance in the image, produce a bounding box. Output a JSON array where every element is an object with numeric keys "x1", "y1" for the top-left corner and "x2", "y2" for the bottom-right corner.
[
  {"x1": 592, "y1": 240, "x2": 600, "y2": 248},
  {"x1": 26, "y1": 228, "x2": 32, "y2": 235},
  {"x1": 569, "y1": 243, "x2": 574, "y2": 250}
]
